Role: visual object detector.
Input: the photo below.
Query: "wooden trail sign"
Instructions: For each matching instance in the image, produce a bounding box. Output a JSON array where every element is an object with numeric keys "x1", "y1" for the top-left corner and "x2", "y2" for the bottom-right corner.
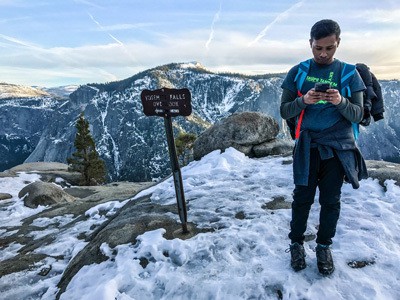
[
  {"x1": 141, "y1": 87, "x2": 192, "y2": 117},
  {"x1": 140, "y1": 87, "x2": 192, "y2": 233}
]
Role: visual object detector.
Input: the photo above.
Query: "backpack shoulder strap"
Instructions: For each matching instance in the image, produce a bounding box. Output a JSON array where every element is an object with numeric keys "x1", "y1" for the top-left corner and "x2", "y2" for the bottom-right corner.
[
  {"x1": 290, "y1": 59, "x2": 311, "y2": 139},
  {"x1": 340, "y1": 62, "x2": 360, "y2": 139},
  {"x1": 340, "y1": 62, "x2": 356, "y2": 97},
  {"x1": 294, "y1": 59, "x2": 311, "y2": 93}
]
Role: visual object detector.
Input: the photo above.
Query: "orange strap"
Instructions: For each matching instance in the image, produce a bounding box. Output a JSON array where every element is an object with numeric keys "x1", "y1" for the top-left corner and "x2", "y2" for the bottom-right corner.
[
  {"x1": 295, "y1": 110, "x2": 305, "y2": 139},
  {"x1": 295, "y1": 91, "x2": 305, "y2": 139}
]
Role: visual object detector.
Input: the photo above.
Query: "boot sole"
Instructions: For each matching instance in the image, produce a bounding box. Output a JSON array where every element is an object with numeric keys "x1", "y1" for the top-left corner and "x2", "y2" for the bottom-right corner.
[
  {"x1": 318, "y1": 266, "x2": 335, "y2": 276},
  {"x1": 292, "y1": 262, "x2": 307, "y2": 272}
]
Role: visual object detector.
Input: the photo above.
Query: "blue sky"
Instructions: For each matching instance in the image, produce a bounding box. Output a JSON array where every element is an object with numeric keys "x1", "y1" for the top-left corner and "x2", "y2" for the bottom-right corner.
[{"x1": 1, "y1": 0, "x2": 399, "y2": 87}]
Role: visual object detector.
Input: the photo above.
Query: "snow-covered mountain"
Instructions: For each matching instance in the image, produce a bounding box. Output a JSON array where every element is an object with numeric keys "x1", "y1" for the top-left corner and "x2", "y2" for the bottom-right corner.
[
  {"x1": 41, "y1": 85, "x2": 79, "y2": 98},
  {"x1": 0, "y1": 62, "x2": 399, "y2": 181}
]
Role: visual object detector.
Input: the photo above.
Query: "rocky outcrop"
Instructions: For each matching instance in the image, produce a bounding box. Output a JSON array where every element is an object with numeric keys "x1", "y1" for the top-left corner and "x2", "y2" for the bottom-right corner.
[
  {"x1": 55, "y1": 195, "x2": 204, "y2": 299},
  {"x1": 0, "y1": 162, "x2": 81, "y2": 186},
  {"x1": 253, "y1": 138, "x2": 294, "y2": 157},
  {"x1": 366, "y1": 160, "x2": 400, "y2": 187},
  {"x1": 18, "y1": 181, "x2": 76, "y2": 208},
  {"x1": 193, "y1": 111, "x2": 293, "y2": 160},
  {"x1": 0, "y1": 193, "x2": 12, "y2": 200}
]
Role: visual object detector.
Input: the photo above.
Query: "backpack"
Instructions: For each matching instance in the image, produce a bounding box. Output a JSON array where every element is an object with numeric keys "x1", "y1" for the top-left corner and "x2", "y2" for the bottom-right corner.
[
  {"x1": 286, "y1": 60, "x2": 384, "y2": 140},
  {"x1": 355, "y1": 63, "x2": 385, "y2": 126}
]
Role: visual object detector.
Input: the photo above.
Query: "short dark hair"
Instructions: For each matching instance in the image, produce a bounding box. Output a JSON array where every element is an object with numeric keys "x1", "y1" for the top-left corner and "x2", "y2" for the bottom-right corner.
[{"x1": 310, "y1": 19, "x2": 341, "y2": 40}]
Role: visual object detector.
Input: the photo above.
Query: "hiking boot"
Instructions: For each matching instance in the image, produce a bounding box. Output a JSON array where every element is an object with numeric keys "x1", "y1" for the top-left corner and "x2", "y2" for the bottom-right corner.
[
  {"x1": 316, "y1": 244, "x2": 335, "y2": 275},
  {"x1": 288, "y1": 242, "x2": 306, "y2": 272}
]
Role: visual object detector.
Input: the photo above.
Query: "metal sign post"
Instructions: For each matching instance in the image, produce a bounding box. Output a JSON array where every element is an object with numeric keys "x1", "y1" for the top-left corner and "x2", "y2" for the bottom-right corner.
[{"x1": 140, "y1": 88, "x2": 192, "y2": 234}]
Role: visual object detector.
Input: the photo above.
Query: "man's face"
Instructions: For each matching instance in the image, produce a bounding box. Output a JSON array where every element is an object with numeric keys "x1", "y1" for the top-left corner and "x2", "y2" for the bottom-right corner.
[{"x1": 309, "y1": 34, "x2": 340, "y2": 65}]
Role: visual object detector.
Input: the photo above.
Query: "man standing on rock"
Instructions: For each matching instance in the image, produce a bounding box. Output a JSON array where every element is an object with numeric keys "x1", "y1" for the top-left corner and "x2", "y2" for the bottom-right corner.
[{"x1": 280, "y1": 19, "x2": 368, "y2": 275}]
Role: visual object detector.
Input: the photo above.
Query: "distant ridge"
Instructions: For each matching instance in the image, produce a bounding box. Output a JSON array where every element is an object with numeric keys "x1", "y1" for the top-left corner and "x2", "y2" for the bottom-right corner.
[{"x1": 0, "y1": 82, "x2": 49, "y2": 99}]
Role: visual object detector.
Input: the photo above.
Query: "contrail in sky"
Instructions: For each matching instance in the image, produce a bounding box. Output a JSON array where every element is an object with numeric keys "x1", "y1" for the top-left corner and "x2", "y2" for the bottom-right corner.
[
  {"x1": 88, "y1": 13, "x2": 124, "y2": 45},
  {"x1": 205, "y1": 2, "x2": 222, "y2": 51},
  {"x1": 73, "y1": 0, "x2": 103, "y2": 9},
  {"x1": 0, "y1": 33, "x2": 41, "y2": 50},
  {"x1": 87, "y1": 13, "x2": 138, "y2": 65},
  {"x1": 248, "y1": 0, "x2": 304, "y2": 47}
]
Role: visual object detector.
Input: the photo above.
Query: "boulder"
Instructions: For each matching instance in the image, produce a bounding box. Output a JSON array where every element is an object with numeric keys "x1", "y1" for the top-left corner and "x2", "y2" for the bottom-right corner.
[
  {"x1": 18, "y1": 181, "x2": 76, "y2": 208},
  {"x1": 0, "y1": 193, "x2": 13, "y2": 200},
  {"x1": 366, "y1": 160, "x2": 400, "y2": 186},
  {"x1": 253, "y1": 138, "x2": 294, "y2": 157},
  {"x1": 193, "y1": 112, "x2": 279, "y2": 160}
]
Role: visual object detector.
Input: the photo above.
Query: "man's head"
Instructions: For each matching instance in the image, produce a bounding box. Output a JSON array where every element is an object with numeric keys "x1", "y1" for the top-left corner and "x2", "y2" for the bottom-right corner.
[
  {"x1": 309, "y1": 19, "x2": 341, "y2": 65},
  {"x1": 310, "y1": 19, "x2": 341, "y2": 41}
]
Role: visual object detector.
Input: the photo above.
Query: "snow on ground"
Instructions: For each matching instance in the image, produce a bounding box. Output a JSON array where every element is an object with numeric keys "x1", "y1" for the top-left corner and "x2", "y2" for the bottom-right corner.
[
  {"x1": 1, "y1": 148, "x2": 400, "y2": 299},
  {"x1": 0, "y1": 172, "x2": 45, "y2": 227}
]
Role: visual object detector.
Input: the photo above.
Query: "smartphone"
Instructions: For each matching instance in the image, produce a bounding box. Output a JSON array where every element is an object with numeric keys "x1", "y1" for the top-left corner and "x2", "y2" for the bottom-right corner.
[{"x1": 314, "y1": 83, "x2": 331, "y2": 92}]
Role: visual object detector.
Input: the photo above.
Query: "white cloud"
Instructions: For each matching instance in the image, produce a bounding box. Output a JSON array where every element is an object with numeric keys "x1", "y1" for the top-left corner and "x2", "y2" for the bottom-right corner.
[
  {"x1": 1, "y1": 1, "x2": 400, "y2": 86},
  {"x1": 92, "y1": 23, "x2": 154, "y2": 32},
  {"x1": 360, "y1": 8, "x2": 400, "y2": 24},
  {"x1": 2, "y1": 22, "x2": 399, "y2": 87}
]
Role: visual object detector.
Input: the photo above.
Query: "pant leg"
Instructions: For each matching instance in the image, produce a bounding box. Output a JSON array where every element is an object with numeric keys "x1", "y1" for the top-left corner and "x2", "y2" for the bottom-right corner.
[
  {"x1": 289, "y1": 148, "x2": 319, "y2": 244},
  {"x1": 316, "y1": 154, "x2": 345, "y2": 245}
]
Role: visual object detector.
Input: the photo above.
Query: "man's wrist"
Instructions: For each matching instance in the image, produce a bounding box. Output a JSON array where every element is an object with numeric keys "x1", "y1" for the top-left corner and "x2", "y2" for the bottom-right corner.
[
  {"x1": 298, "y1": 96, "x2": 307, "y2": 108},
  {"x1": 336, "y1": 96, "x2": 346, "y2": 108}
]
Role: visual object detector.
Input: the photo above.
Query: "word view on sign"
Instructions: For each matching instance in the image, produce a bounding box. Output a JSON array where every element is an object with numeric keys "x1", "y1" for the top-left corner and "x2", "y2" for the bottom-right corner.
[{"x1": 140, "y1": 88, "x2": 192, "y2": 117}]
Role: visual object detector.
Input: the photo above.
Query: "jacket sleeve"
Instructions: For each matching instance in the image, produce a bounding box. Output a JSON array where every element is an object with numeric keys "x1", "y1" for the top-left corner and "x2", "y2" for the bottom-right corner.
[
  {"x1": 280, "y1": 88, "x2": 307, "y2": 120},
  {"x1": 370, "y1": 73, "x2": 385, "y2": 120},
  {"x1": 336, "y1": 91, "x2": 364, "y2": 123}
]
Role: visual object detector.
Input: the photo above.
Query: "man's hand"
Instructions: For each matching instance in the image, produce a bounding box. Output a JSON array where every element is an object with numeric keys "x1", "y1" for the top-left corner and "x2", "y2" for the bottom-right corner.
[
  {"x1": 325, "y1": 88, "x2": 342, "y2": 105},
  {"x1": 303, "y1": 88, "x2": 342, "y2": 105}
]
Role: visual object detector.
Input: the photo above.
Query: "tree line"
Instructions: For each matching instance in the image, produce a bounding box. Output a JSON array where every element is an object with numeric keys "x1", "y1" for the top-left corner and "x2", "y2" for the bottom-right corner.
[{"x1": 68, "y1": 113, "x2": 196, "y2": 185}]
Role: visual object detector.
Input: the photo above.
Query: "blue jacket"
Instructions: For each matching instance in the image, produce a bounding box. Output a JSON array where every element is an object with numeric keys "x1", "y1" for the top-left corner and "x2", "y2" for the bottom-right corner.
[{"x1": 293, "y1": 119, "x2": 368, "y2": 189}]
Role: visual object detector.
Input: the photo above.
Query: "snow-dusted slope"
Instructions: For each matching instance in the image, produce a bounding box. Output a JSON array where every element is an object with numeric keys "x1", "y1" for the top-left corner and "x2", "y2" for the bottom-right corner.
[{"x1": 0, "y1": 148, "x2": 399, "y2": 299}]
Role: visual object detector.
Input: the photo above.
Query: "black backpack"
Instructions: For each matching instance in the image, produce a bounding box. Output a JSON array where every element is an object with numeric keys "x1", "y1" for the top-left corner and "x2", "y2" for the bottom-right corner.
[{"x1": 355, "y1": 63, "x2": 385, "y2": 126}]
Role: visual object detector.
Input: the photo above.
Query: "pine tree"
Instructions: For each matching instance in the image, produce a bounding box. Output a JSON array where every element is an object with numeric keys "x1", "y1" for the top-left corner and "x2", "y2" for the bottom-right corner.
[
  {"x1": 175, "y1": 132, "x2": 197, "y2": 166},
  {"x1": 67, "y1": 112, "x2": 106, "y2": 185}
]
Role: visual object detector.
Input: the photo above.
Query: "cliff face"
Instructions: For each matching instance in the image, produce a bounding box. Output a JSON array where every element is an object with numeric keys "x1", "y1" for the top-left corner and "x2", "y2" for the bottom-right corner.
[
  {"x1": 0, "y1": 96, "x2": 66, "y2": 171},
  {"x1": 1, "y1": 62, "x2": 399, "y2": 181}
]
